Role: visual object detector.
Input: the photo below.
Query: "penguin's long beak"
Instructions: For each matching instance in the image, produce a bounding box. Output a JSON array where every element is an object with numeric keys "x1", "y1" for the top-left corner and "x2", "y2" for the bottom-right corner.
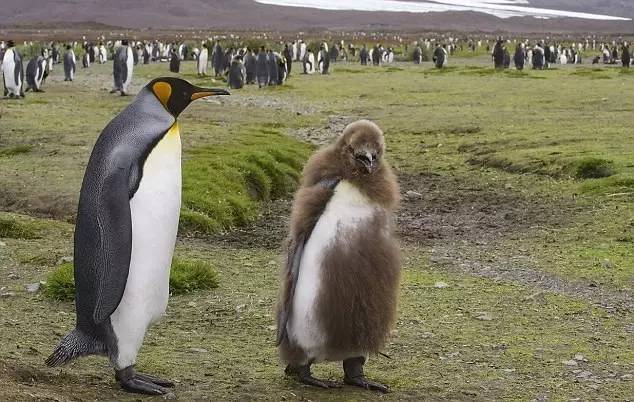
[{"x1": 191, "y1": 87, "x2": 230, "y2": 101}]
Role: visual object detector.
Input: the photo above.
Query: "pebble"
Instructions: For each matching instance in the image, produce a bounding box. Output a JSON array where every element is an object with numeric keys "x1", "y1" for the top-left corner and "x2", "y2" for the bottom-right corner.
[
  {"x1": 434, "y1": 281, "x2": 449, "y2": 289},
  {"x1": 187, "y1": 301, "x2": 197, "y2": 307},
  {"x1": 26, "y1": 283, "x2": 41, "y2": 293},
  {"x1": 8, "y1": 273, "x2": 20, "y2": 280},
  {"x1": 576, "y1": 371, "x2": 592, "y2": 379},
  {"x1": 163, "y1": 392, "x2": 177, "y2": 400},
  {"x1": 0, "y1": 240, "x2": 6, "y2": 247},
  {"x1": 57, "y1": 256, "x2": 73, "y2": 264},
  {"x1": 475, "y1": 312, "x2": 493, "y2": 321},
  {"x1": 405, "y1": 190, "x2": 422, "y2": 199},
  {"x1": 189, "y1": 348, "x2": 208, "y2": 354},
  {"x1": 574, "y1": 353, "x2": 588, "y2": 362},
  {"x1": 621, "y1": 374, "x2": 633, "y2": 381},
  {"x1": 563, "y1": 360, "x2": 578, "y2": 366}
]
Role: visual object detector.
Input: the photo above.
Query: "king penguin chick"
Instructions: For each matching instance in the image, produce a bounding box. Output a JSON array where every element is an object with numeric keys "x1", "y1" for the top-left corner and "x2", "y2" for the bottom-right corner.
[
  {"x1": 46, "y1": 78, "x2": 229, "y2": 395},
  {"x1": 276, "y1": 120, "x2": 401, "y2": 393}
]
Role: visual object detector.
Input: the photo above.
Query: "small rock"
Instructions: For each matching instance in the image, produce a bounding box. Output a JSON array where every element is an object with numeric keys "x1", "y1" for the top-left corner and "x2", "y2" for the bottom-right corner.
[
  {"x1": 563, "y1": 360, "x2": 578, "y2": 367},
  {"x1": 0, "y1": 287, "x2": 15, "y2": 297},
  {"x1": 26, "y1": 283, "x2": 41, "y2": 293},
  {"x1": 163, "y1": 392, "x2": 177, "y2": 400},
  {"x1": 620, "y1": 374, "x2": 633, "y2": 381},
  {"x1": 502, "y1": 368, "x2": 516, "y2": 373},
  {"x1": 475, "y1": 312, "x2": 493, "y2": 321},
  {"x1": 189, "y1": 347, "x2": 208, "y2": 354},
  {"x1": 0, "y1": 240, "x2": 6, "y2": 246},
  {"x1": 576, "y1": 371, "x2": 592, "y2": 379},
  {"x1": 601, "y1": 259, "x2": 614, "y2": 269},
  {"x1": 235, "y1": 304, "x2": 246, "y2": 313},
  {"x1": 405, "y1": 190, "x2": 422, "y2": 199},
  {"x1": 57, "y1": 256, "x2": 73, "y2": 264},
  {"x1": 267, "y1": 260, "x2": 276, "y2": 266},
  {"x1": 187, "y1": 301, "x2": 197, "y2": 307},
  {"x1": 434, "y1": 281, "x2": 449, "y2": 289},
  {"x1": 8, "y1": 273, "x2": 20, "y2": 280},
  {"x1": 267, "y1": 325, "x2": 276, "y2": 331},
  {"x1": 574, "y1": 353, "x2": 588, "y2": 362}
]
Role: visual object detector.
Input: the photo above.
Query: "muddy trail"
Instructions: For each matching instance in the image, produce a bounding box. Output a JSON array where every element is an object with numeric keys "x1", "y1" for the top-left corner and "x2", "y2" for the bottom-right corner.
[{"x1": 208, "y1": 169, "x2": 633, "y2": 314}]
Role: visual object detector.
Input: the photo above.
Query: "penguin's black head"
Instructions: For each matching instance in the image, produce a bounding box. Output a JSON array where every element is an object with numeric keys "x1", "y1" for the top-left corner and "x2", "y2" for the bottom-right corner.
[{"x1": 148, "y1": 77, "x2": 230, "y2": 118}]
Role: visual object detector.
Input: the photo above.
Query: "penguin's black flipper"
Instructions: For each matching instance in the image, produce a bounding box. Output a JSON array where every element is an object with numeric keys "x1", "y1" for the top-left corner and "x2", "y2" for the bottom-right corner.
[
  {"x1": 276, "y1": 177, "x2": 341, "y2": 346},
  {"x1": 90, "y1": 165, "x2": 134, "y2": 324}
]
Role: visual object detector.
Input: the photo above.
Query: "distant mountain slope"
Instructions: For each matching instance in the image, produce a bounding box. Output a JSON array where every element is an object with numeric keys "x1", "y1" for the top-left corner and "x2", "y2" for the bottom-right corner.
[{"x1": 1, "y1": 0, "x2": 632, "y2": 33}]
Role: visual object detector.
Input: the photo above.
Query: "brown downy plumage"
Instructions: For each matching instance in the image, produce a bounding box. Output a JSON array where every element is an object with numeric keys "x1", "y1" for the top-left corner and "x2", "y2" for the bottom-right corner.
[{"x1": 277, "y1": 119, "x2": 401, "y2": 367}]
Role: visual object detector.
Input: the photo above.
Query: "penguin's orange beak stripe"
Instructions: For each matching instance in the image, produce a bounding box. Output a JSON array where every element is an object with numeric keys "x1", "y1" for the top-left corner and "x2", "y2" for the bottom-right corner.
[
  {"x1": 152, "y1": 82, "x2": 171, "y2": 108},
  {"x1": 190, "y1": 91, "x2": 216, "y2": 101}
]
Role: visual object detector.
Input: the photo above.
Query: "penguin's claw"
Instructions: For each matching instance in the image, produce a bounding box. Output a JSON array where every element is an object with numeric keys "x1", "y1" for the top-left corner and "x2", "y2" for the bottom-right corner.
[
  {"x1": 119, "y1": 377, "x2": 169, "y2": 395},
  {"x1": 135, "y1": 372, "x2": 175, "y2": 387},
  {"x1": 285, "y1": 364, "x2": 341, "y2": 389},
  {"x1": 344, "y1": 376, "x2": 389, "y2": 393},
  {"x1": 115, "y1": 366, "x2": 174, "y2": 394}
]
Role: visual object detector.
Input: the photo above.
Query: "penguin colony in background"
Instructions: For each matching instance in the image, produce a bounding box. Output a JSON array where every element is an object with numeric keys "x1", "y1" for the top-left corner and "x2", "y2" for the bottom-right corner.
[
  {"x1": 277, "y1": 120, "x2": 401, "y2": 392},
  {"x1": 46, "y1": 77, "x2": 229, "y2": 395}
]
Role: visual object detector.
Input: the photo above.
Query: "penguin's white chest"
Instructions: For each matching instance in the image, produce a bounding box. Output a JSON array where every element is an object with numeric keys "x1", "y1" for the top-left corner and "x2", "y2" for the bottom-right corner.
[
  {"x1": 288, "y1": 180, "x2": 376, "y2": 361},
  {"x1": 2, "y1": 49, "x2": 19, "y2": 93},
  {"x1": 110, "y1": 124, "x2": 181, "y2": 343}
]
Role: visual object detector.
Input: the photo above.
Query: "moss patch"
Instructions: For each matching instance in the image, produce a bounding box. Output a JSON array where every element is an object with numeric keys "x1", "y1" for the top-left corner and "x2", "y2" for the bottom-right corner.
[
  {"x1": 0, "y1": 145, "x2": 33, "y2": 157},
  {"x1": 571, "y1": 157, "x2": 615, "y2": 179}
]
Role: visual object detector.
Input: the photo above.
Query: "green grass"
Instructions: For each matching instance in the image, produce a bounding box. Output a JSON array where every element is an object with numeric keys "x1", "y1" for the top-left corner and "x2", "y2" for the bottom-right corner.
[
  {"x1": 0, "y1": 214, "x2": 40, "y2": 239},
  {"x1": 43, "y1": 258, "x2": 219, "y2": 301},
  {"x1": 0, "y1": 145, "x2": 33, "y2": 157},
  {"x1": 180, "y1": 127, "x2": 311, "y2": 234},
  {"x1": 0, "y1": 57, "x2": 632, "y2": 401}
]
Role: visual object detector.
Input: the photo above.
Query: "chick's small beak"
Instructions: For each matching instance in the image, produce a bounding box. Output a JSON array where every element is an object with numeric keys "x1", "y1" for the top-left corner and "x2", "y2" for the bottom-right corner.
[
  {"x1": 355, "y1": 151, "x2": 377, "y2": 173},
  {"x1": 190, "y1": 88, "x2": 230, "y2": 101}
]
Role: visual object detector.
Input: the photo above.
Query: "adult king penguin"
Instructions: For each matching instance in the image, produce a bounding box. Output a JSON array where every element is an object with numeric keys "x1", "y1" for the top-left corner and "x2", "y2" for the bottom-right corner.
[
  {"x1": 46, "y1": 78, "x2": 230, "y2": 395},
  {"x1": 111, "y1": 40, "x2": 134, "y2": 95},
  {"x1": 2, "y1": 40, "x2": 25, "y2": 98},
  {"x1": 277, "y1": 120, "x2": 401, "y2": 393}
]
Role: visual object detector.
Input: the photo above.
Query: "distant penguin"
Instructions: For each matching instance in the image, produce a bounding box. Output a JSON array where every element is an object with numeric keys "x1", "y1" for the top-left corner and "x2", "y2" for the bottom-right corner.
[
  {"x1": 212, "y1": 41, "x2": 223, "y2": 76},
  {"x1": 2, "y1": 40, "x2": 25, "y2": 98},
  {"x1": 514, "y1": 44, "x2": 525, "y2": 70},
  {"x1": 244, "y1": 49, "x2": 256, "y2": 84},
  {"x1": 317, "y1": 47, "x2": 329, "y2": 74},
  {"x1": 267, "y1": 50, "x2": 279, "y2": 86},
  {"x1": 98, "y1": 43, "x2": 107, "y2": 63},
  {"x1": 112, "y1": 40, "x2": 134, "y2": 95},
  {"x1": 277, "y1": 120, "x2": 400, "y2": 393},
  {"x1": 45, "y1": 78, "x2": 230, "y2": 395},
  {"x1": 178, "y1": 43, "x2": 185, "y2": 60},
  {"x1": 82, "y1": 50, "x2": 90, "y2": 68},
  {"x1": 371, "y1": 45, "x2": 380, "y2": 66},
  {"x1": 302, "y1": 50, "x2": 315, "y2": 75},
  {"x1": 25, "y1": 54, "x2": 48, "y2": 92},
  {"x1": 228, "y1": 56, "x2": 246, "y2": 89},
  {"x1": 197, "y1": 44, "x2": 208, "y2": 76},
  {"x1": 63, "y1": 45, "x2": 76, "y2": 81},
  {"x1": 275, "y1": 52, "x2": 287, "y2": 85},
  {"x1": 292, "y1": 41, "x2": 298, "y2": 61},
  {"x1": 299, "y1": 41, "x2": 307, "y2": 61},
  {"x1": 413, "y1": 46, "x2": 422, "y2": 64},
  {"x1": 169, "y1": 48, "x2": 180, "y2": 73},
  {"x1": 282, "y1": 44, "x2": 293, "y2": 77},
  {"x1": 359, "y1": 46, "x2": 369, "y2": 65},
  {"x1": 256, "y1": 47, "x2": 269, "y2": 88}
]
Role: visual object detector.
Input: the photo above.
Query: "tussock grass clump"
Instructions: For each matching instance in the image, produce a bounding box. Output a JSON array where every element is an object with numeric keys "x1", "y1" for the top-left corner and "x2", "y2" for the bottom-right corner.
[
  {"x1": 571, "y1": 157, "x2": 614, "y2": 179},
  {"x1": 181, "y1": 127, "x2": 311, "y2": 235},
  {"x1": 44, "y1": 259, "x2": 219, "y2": 301},
  {"x1": 170, "y1": 259, "x2": 219, "y2": 294},
  {"x1": 44, "y1": 263, "x2": 75, "y2": 301},
  {"x1": 0, "y1": 214, "x2": 40, "y2": 239},
  {"x1": 0, "y1": 145, "x2": 33, "y2": 157}
]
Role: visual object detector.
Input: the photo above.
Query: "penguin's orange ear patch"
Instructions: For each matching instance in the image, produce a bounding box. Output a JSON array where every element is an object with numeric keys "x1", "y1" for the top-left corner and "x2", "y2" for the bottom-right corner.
[{"x1": 152, "y1": 82, "x2": 171, "y2": 108}]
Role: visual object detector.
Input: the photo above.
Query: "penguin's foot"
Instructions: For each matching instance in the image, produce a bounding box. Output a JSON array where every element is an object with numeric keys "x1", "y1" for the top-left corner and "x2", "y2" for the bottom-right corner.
[
  {"x1": 344, "y1": 375, "x2": 389, "y2": 393},
  {"x1": 285, "y1": 364, "x2": 341, "y2": 389},
  {"x1": 343, "y1": 356, "x2": 389, "y2": 393},
  {"x1": 109, "y1": 89, "x2": 119, "y2": 94},
  {"x1": 115, "y1": 365, "x2": 174, "y2": 395}
]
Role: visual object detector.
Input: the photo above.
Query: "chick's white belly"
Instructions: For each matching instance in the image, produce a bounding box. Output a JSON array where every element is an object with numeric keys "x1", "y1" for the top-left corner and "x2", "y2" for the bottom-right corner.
[
  {"x1": 288, "y1": 181, "x2": 375, "y2": 361},
  {"x1": 109, "y1": 128, "x2": 181, "y2": 368}
]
